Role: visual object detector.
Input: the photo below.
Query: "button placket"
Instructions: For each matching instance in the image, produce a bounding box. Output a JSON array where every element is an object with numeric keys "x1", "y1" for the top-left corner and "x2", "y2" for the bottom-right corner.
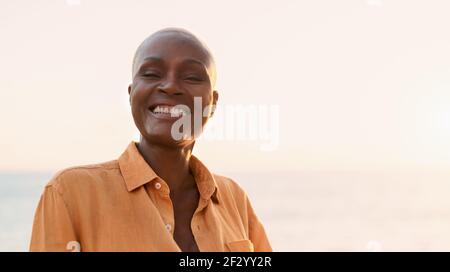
[{"x1": 156, "y1": 180, "x2": 174, "y2": 236}]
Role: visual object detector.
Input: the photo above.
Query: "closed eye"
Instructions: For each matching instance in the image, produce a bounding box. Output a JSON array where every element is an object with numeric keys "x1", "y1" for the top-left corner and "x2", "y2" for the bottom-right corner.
[
  {"x1": 142, "y1": 73, "x2": 161, "y2": 79},
  {"x1": 184, "y1": 76, "x2": 203, "y2": 82}
]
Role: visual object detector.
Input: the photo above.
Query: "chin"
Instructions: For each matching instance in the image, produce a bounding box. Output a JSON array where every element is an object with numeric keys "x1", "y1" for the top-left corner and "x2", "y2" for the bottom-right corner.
[{"x1": 144, "y1": 133, "x2": 195, "y2": 148}]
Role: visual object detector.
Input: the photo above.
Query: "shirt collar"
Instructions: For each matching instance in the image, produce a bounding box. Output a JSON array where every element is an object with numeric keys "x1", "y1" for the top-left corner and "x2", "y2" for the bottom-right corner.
[{"x1": 118, "y1": 141, "x2": 220, "y2": 203}]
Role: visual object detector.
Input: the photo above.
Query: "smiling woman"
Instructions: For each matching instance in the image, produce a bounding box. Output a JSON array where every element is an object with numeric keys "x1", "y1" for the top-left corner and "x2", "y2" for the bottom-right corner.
[{"x1": 29, "y1": 28, "x2": 272, "y2": 252}]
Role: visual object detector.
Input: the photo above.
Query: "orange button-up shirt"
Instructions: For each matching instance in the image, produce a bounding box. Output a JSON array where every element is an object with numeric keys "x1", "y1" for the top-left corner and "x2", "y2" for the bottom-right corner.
[{"x1": 30, "y1": 142, "x2": 272, "y2": 252}]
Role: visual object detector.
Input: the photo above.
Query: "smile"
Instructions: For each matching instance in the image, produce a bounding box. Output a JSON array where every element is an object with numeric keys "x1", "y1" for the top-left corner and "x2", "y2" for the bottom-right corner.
[{"x1": 149, "y1": 104, "x2": 189, "y2": 119}]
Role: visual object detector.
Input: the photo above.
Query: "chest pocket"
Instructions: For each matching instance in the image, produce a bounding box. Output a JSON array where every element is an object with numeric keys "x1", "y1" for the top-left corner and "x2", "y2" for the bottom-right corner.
[{"x1": 226, "y1": 239, "x2": 254, "y2": 252}]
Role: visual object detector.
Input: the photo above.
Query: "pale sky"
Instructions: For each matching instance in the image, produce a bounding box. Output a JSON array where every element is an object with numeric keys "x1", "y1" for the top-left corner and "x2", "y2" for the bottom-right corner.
[{"x1": 1, "y1": 0, "x2": 450, "y2": 173}]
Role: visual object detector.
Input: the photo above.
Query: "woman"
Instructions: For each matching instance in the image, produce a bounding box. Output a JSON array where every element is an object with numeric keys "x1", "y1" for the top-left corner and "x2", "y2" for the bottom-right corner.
[{"x1": 30, "y1": 28, "x2": 272, "y2": 252}]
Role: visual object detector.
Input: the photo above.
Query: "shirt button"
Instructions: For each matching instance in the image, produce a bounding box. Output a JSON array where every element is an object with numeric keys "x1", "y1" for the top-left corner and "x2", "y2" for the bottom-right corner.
[
  {"x1": 165, "y1": 223, "x2": 172, "y2": 232},
  {"x1": 154, "y1": 182, "x2": 162, "y2": 190}
]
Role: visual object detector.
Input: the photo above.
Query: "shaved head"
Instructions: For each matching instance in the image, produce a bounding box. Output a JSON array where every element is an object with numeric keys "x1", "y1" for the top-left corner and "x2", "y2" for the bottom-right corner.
[{"x1": 132, "y1": 28, "x2": 217, "y2": 87}]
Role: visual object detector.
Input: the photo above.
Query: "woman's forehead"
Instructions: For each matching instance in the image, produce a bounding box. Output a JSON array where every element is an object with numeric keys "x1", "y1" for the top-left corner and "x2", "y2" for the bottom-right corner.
[
  {"x1": 139, "y1": 34, "x2": 211, "y2": 64},
  {"x1": 134, "y1": 31, "x2": 214, "y2": 67}
]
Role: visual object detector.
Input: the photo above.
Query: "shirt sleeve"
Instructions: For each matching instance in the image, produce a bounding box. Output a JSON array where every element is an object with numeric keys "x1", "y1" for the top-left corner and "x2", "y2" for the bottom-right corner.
[
  {"x1": 246, "y1": 195, "x2": 273, "y2": 252},
  {"x1": 29, "y1": 185, "x2": 79, "y2": 252}
]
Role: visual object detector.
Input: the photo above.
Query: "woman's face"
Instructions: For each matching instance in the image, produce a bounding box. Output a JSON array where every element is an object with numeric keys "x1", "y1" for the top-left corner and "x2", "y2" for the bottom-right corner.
[{"x1": 129, "y1": 33, "x2": 218, "y2": 147}]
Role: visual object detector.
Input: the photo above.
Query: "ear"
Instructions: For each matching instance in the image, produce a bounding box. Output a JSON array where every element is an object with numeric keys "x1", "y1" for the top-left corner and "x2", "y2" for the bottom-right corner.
[
  {"x1": 211, "y1": 90, "x2": 219, "y2": 117},
  {"x1": 128, "y1": 84, "x2": 132, "y2": 105}
]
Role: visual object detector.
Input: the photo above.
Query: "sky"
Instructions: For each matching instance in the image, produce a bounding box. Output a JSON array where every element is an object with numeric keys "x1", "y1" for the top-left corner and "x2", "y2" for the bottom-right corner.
[{"x1": 1, "y1": 0, "x2": 450, "y2": 173}]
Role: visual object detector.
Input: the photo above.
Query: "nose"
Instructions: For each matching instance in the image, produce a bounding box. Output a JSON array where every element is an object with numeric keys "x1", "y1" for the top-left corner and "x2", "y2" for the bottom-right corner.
[{"x1": 157, "y1": 76, "x2": 183, "y2": 96}]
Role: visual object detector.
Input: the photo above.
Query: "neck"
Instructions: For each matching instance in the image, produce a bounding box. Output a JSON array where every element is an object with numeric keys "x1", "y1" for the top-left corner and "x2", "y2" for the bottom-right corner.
[{"x1": 136, "y1": 137, "x2": 196, "y2": 192}]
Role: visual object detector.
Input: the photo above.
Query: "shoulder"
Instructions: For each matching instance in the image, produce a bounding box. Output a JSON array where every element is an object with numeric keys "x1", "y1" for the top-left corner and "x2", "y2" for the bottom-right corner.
[
  {"x1": 213, "y1": 174, "x2": 250, "y2": 205},
  {"x1": 45, "y1": 160, "x2": 120, "y2": 193},
  {"x1": 213, "y1": 174, "x2": 245, "y2": 191}
]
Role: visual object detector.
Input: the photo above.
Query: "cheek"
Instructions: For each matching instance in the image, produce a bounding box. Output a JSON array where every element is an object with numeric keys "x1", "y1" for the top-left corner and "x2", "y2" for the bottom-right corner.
[
  {"x1": 131, "y1": 95, "x2": 145, "y2": 118},
  {"x1": 130, "y1": 81, "x2": 156, "y2": 109},
  {"x1": 187, "y1": 87, "x2": 213, "y2": 117},
  {"x1": 201, "y1": 92, "x2": 214, "y2": 116},
  {"x1": 130, "y1": 86, "x2": 151, "y2": 129}
]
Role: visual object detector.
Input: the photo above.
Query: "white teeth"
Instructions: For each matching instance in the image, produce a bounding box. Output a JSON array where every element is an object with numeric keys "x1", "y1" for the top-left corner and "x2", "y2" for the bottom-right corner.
[{"x1": 152, "y1": 105, "x2": 186, "y2": 117}]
